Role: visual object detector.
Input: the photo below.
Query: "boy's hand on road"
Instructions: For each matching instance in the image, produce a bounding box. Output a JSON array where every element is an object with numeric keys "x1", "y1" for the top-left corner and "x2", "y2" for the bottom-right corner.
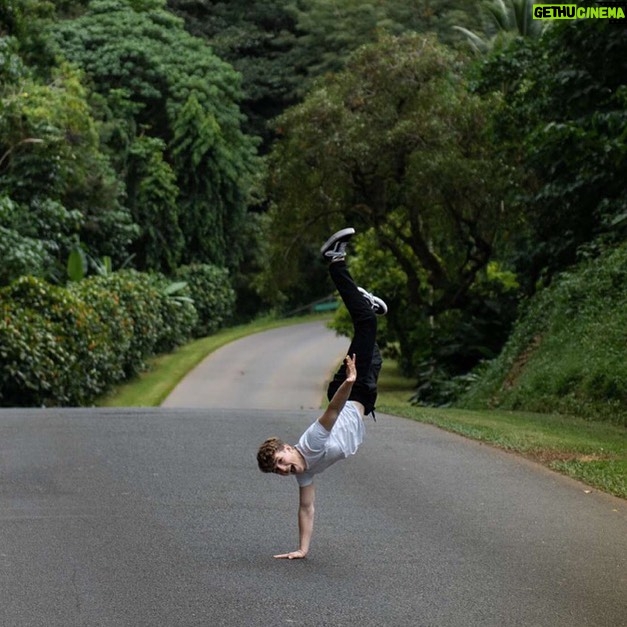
[
  {"x1": 274, "y1": 549, "x2": 307, "y2": 560},
  {"x1": 345, "y1": 354, "x2": 357, "y2": 383}
]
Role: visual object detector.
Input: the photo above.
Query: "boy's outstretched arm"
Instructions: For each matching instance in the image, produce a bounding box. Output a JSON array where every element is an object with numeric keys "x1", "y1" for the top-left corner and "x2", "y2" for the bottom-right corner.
[
  {"x1": 274, "y1": 484, "x2": 315, "y2": 559},
  {"x1": 318, "y1": 354, "x2": 357, "y2": 432}
]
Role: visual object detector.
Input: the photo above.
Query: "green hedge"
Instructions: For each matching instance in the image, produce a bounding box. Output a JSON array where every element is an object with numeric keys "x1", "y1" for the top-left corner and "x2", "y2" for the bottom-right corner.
[
  {"x1": 174, "y1": 264, "x2": 235, "y2": 337},
  {"x1": 148, "y1": 273, "x2": 198, "y2": 353},
  {"x1": 1, "y1": 299, "x2": 72, "y2": 406},
  {"x1": 1, "y1": 277, "x2": 118, "y2": 405},
  {"x1": 87, "y1": 271, "x2": 164, "y2": 378},
  {"x1": 68, "y1": 277, "x2": 134, "y2": 383},
  {"x1": 0, "y1": 270, "x2": 200, "y2": 407}
]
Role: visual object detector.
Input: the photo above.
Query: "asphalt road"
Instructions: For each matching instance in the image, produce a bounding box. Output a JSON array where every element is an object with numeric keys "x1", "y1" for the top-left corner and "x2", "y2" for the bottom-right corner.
[
  {"x1": 162, "y1": 321, "x2": 349, "y2": 409},
  {"x1": 1, "y1": 322, "x2": 626, "y2": 626}
]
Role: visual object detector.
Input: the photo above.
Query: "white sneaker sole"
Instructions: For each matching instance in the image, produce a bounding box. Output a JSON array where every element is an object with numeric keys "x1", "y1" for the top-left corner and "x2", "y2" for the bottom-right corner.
[
  {"x1": 320, "y1": 227, "x2": 356, "y2": 256},
  {"x1": 358, "y1": 287, "x2": 388, "y2": 315}
]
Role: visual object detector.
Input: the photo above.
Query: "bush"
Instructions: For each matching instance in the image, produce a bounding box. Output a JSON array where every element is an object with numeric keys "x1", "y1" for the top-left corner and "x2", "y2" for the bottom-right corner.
[
  {"x1": 148, "y1": 273, "x2": 198, "y2": 353},
  {"x1": 174, "y1": 264, "x2": 235, "y2": 337},
  {"x1": 92, "y1": 271, "x2": 164, "y2": 377},
  {"x1": 68, "y1": 277, "x2": 134, "y2": 384},
  {"x1": 0, "y1": 270, "x2": 202, "y2": 407},
  {"x1": 0, "y1": 276, "x2": 114, "y2": 405},
  {"x1": 0, "y1": 298, "x2": 72, "y2": 406},
  {"x1": 459, "y1": 244, "x2": 627, "y2": 425}
]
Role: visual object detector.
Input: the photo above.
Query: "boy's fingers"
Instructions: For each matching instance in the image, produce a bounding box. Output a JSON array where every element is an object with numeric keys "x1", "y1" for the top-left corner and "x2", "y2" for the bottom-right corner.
[{"x1": 274, "y1": 550, "x2": 305, "y2": 559}]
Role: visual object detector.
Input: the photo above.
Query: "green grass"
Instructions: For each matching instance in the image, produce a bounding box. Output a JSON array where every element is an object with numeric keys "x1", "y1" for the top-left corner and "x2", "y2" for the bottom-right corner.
[
  {"x1": 99, "y1": 319, "x2": 626, "y2": 500},
  {"x1": 377, "y1": 362, "x2": 627, "y2": 500},
  {"x1": 97, "y1": 313, "x2": 329, "y2": 407},
  {"x1": 459, "y1": 244, "x2": 627, "y2": 428}
]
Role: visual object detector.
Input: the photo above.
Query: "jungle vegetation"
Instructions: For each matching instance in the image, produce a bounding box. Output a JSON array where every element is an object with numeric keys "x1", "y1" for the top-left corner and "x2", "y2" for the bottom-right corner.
[{"x1": 1, "y1": 0, "x2": 625, "y2": 422}]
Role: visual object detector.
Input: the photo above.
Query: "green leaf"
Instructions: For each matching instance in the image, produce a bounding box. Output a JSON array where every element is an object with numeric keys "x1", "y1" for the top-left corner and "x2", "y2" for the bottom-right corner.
[
  {"x1": 163, "y1": 281, "x2": 188, "y2": 296},
  {"x1": 67, "y1": 247, "x2": 86, "y2": 282}
]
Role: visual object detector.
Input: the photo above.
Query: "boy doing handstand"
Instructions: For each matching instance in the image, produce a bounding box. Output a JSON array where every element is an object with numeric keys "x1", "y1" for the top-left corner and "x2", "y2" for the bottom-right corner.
[{"x1": 256, "y1": 227, "x2": 387, "y2": 559}]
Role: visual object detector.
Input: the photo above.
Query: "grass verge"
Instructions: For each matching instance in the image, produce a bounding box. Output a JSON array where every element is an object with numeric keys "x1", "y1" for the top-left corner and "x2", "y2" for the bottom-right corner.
[
  {"x1": 97, "y1": 314, "x2": 328, "y2": 408},
  {"x1": 377, "y1": 362, "x2": 627, "y2": 499}
]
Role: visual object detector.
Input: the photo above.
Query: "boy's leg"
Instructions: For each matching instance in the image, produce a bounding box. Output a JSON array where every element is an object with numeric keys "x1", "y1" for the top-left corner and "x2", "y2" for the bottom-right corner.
[
  {"x1": 329, "y1": 260, "x2": 377, "y2": 372},
  {"x1": 326, "y1": 260, "x2": 381, "y2": 415}
]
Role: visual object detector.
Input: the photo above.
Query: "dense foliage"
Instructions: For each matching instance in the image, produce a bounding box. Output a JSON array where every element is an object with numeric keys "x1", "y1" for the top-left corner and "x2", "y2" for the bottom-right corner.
[
  {"x1": 168, "y1": 0, "x2": 480, "y2": 149},
  {"x1": 0, "y1": 268, "x2": 233, "y2": 406},
  {"x1": 48, "y1": 0, "x2": 258, "y2": 270},
  {"x1": 460, "y1": 243, "x2": 627, "y2": 427},
  {"x1": 0, "y1": 0, "x2": 259, "y2": 406},
  {"x1": 474, "y1": 18, "x2": 627, "y2": 292},
  {"x1": 0, "y1": 41, "x2": 136, "y2": 279},
  {"x1": 0, "y1": 275, "x2": 135, "y2": 406},
  {"x1": 263, "y1": 33, "x2": 519, "y2": 383},
  {"x1": 1, "y1": 0, "x2": 625, "y2": 419},
  {"x1": 167, "y1": 0, "x2": 301, "y2": 148},
  {"x1": 174, "y1": 264, "x2": 236, "y2": 337}
]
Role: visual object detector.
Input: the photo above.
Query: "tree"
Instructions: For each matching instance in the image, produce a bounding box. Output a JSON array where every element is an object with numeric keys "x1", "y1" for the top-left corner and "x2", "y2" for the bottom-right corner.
[
  {"x1": 0, "y1": 36, "x2": 136, "y2": 283},
  {"x1": 264, "y1": 34, "x2": 517, "y2": 375},
  {"x1": 49, "y1": 0, "x2": 258, "y2": 270},
  {"x1": 475, "y1": 18, "x2": 627, "y2": 291},
  {"x1": 288, "y1": 0, "x2": 387, "y2": 81},
  {"x1": 168, "y1": 0, "x2": 480, "y2": 153},
  {"x1": 290, "y1": 0, "x2": 481, "y2": 81},
  {"x1": 126, "y1": 136, "x2": 184, "y2": 273},
  {"x1": 168, "y1": 0, "x2": 301, "y2": 149}
]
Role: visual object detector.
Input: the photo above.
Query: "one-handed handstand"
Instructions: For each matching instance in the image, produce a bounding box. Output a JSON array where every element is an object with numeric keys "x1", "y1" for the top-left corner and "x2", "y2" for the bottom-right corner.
[{"x1": 256, "y1": 227, "x2": 387, "y2": 559}]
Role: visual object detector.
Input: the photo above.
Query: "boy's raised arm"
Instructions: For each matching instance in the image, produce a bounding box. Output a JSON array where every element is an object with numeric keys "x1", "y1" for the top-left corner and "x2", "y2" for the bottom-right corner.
[{"x1": 318, "y1": 354, "x2": 357, "y2": 432}]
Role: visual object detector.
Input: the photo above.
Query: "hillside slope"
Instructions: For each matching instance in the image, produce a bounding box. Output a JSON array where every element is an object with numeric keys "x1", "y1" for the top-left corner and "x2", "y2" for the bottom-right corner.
[{"x1": 459, "y1": 243, "x2": 627, "y2": 427}]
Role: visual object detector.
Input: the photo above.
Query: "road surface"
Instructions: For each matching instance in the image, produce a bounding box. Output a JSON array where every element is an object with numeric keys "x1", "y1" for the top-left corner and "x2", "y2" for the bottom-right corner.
[
  {"x1": 1, "y1": 321, "x2": 626, "y2": 626},
  {"x1": 162, "y1": 321, "x2": 349, "y2": 409}
]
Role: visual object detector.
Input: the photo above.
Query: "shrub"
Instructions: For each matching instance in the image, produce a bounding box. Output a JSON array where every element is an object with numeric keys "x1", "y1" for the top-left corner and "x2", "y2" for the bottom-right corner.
[
  {"x1": 92, "y1": 271, "x2": 164, "y2": 377},
  {"x1": 174, "y1": 264, "x2": 235, "y2": 337},
  {"x1": 148, "y1": 273, "x2": 198, "y2": 353},
  {"x1": 0, "y1": 270, "x2": 201, "y2": 407},
  {"x1": 0, "y1": 276, "x2": 112, "y2": 405},
  {"x1": 0, "y1": 299, "x2": 72, "y2": 406},
  {"x1": 68, "y1": 277, "x2": 134, "y2": 384},
  {"x1": 459, "y1": 244, "x2": 627, "y2": 425}
]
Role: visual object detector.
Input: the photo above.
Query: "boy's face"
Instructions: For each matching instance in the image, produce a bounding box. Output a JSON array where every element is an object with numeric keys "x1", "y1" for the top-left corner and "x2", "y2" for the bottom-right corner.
[{"x1": 273, "y1": 444, "x2": 306, "y2": 476}]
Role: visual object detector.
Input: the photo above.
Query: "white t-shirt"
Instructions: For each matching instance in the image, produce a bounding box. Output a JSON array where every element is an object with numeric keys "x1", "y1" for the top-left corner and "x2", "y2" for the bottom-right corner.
[{"x1": 295, "y1": 401, "x2": 365, "y2": 487}]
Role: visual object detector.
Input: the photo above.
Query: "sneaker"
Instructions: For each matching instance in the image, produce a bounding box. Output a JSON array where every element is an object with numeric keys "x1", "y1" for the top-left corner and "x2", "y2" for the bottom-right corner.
[
  {"x1": 358, "y1": 287, "x2": 388, "y2": 315},
  {"x1": 320, "y1": 227, "x2": 355, "y2": 262}
]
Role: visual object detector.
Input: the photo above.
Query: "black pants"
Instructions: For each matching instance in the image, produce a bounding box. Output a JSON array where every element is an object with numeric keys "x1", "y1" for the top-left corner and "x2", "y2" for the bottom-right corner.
[{"x1": 326, "y1": 261, "x2": 382, "y2": 415}]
